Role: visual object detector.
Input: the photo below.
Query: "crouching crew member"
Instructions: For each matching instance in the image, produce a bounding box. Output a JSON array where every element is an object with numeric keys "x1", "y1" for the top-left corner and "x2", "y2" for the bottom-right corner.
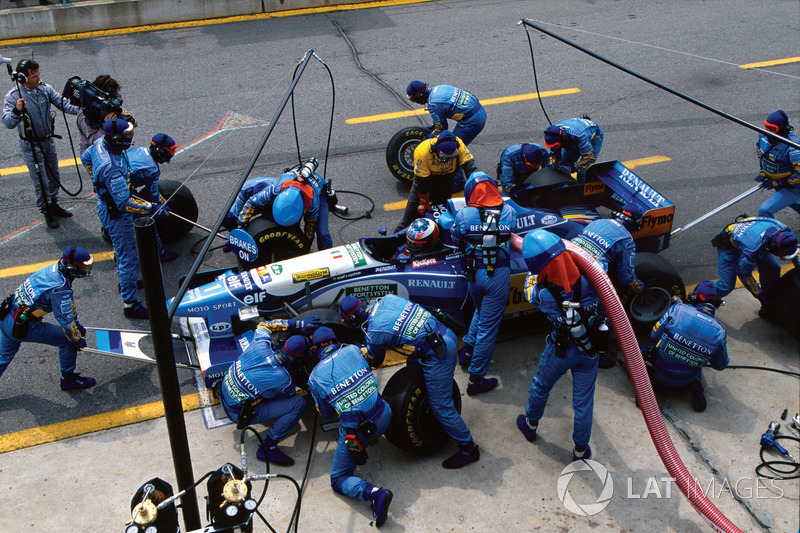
[
  {"x1": 0, "y1": 246, "x2": 95, "y2": 390},
  {"x1": 517, "y1": 230, "x2": 606, "y2": 462},
  {"x1": 339, "y1": 294, "x2": 480, "y2": 469},
  {"x1": 306, "y1": 327, "x2": 394, "y2": 528},
  {"x1": 450, "y1": 172, "x2": 516, "y2": 395},
  {"x1": 219, "y1": 317, "x2": 319, "y2": 465},
  {"x1": 644, "y1": 282, "x2": 728, "y2": 412}
]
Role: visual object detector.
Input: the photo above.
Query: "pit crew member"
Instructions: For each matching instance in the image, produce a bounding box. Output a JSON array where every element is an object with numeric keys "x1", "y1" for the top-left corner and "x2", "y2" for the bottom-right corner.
[
  {"x1": 543, "y1": 118, "x2": 604, "y2": 183},
  {"x1": 755, "y1": 110, "x2": 800, "y2": 218}
]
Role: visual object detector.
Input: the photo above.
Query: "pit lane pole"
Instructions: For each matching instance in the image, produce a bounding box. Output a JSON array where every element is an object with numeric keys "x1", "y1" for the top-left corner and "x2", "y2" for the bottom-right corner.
[
  {"x1": 166, "y1": 49, "x2": 316, "y2": 320},
  {"x1": 518, "y1": 19, "x2": 800, "y2": 150},
  {"x1": 134, "y1": 217, "x2": 202, "y2": 531},
  {"x1": 670, "y1": 183, "x2": 762, "y2": 238}
]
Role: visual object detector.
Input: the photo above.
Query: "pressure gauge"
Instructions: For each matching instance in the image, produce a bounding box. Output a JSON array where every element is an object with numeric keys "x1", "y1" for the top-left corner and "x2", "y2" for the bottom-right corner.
[
  {"x1": 224, "y1": 504, "x2": 239, "y2": 518},
  {"x1": 125, "y1": 526, "x2": 138, "y2": 533},
  {"x1": 144, "y1": 527, "x2": 158, "y2": 533},
  {"x1": 243, "y1": 498, "x2": 258, "y2": 512}
]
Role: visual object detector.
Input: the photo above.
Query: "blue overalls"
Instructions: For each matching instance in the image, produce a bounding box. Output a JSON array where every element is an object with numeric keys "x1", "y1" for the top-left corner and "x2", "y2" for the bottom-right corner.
[
  {"x1": 572, "y1": 218, "x2": 643, "y2": 293},
  {"x1": 756, "y1": 130, "x2": 800, "y2": 217},
  {"x1": 426, "y1": 84, "x2": 486, "y2": 145}
]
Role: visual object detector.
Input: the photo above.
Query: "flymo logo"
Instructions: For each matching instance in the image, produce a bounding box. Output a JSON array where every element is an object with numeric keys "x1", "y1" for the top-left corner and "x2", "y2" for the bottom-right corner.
[{"x1": 557, "y1": 459, "x2": 613, "y2": 516}]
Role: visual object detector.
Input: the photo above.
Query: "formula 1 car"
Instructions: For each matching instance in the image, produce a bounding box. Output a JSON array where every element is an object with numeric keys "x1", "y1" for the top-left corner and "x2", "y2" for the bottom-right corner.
[{"x1": 170, "y1": 160, "x2": 684, "y2": 453}]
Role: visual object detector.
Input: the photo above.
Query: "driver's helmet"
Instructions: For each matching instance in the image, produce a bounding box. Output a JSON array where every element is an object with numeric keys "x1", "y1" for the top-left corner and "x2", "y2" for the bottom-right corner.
[
  {"x1": 765, "y1": 228, "x2": 798, "y2": 260},
  {"x1": 613, "y1": 202, "x2": 646, "y2": 232},
  {"x1": 102, "y1": 118, "x2": 134, "y2": 153},
  {"x1": 272, "y1": 185, "x2": 305, "y2": 226},
  {"x1": 521, "y1": 229, "x2": 564, "y2": 275},
  {"x1": 686, "y1": 280, "x2": 722, "y2": 311},
  {"x1": 59, "y1": 246, "x2": 94, "y2": 278},
  {"x1": 406, "y1": 218, "x2": 440, "y2": 254},
  {"x1": 433, "y1": 131, "x2": 459, "y2": 162},
  {"x1": 521, "y1": 143, "x2": 547, "y2": 170},
  {"x1": 149, "y1": 133, "x2": 177, "y2": 164}
]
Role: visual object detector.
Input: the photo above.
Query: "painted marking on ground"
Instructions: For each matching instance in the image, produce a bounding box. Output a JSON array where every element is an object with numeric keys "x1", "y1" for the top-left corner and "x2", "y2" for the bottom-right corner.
[
  {"x1": 346, "y1": 88, "x2": 582, "y2": 124},
  {"x1": 739, "y1": 56, "x2": 800, "y2": 69},
  {"x1": 0, "y1": 250, "x2": 115, "y2": 279}
]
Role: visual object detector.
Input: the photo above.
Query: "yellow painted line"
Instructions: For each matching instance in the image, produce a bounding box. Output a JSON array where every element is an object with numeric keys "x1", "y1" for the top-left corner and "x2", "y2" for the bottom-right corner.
[
  {"x1": 0, "y1": 393, "x2": 210, "y2": 453},
  {"x1": 739, "y1": 57, "x2": 800, "y2": 69},
  {"x1": 1, "y1": 157, "x2": 80, "y2": 178},
  {"x1": 383, "y1": 156, "x2": 670, "y2": 212},
  {"x1": 347, "y1": 88, "x2": 582, "y2": 124},
  {"x1": 0, "y1": 251, "x2": 114, "y2": 279},
  {"x1": 0, "y1": 0, "x2": 439, "y2": 46}
]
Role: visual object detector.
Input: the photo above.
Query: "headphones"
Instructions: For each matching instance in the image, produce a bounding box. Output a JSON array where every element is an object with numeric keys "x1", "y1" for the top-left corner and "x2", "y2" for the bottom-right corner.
[
  {"x1": 105, "y1": 118, "x2": 133, "y2": 148},
  {"x1": 150, "y1": 135, "x2": 176, "y2": 164},
  {"x1": 61, "y1": 246, "x2": 82, "y2": 277},
  {"x1": 14, "y1": 59, "x2": 30, "y2": 84},
  {"x1": 686, "y1": 291, "x2": 722, "y2": 309}
]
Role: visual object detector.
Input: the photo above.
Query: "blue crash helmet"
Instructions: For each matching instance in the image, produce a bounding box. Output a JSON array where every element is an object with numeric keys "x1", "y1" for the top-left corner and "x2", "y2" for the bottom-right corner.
[
  {"x1": 59, "y1": 246, "x2": 94, "y2": 278},
  {"x1": 272, "y1": 185, "x2": 305, "y2": 226},
  {"x1": 102, "y1": 118, "x2": 134, "y2": 151},
  {"x1": 521, "y1": 229, "x2": 565, "y2": 275},
  {"x1": 434, "y1": 131, "x2": 459, "y2": 161}
]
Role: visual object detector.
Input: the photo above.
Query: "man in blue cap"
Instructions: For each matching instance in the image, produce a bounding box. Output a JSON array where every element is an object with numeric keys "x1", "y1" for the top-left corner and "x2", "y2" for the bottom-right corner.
[
  {"x1": 711, "y1": 216, "x2": 799, "y2": 317},
  {"x1": 219, "y1": 317, "x2": 319, "y2": 464},
  {"x1": 306, "y1": 327, "x2": 394, "y2": 528},
  {"x1": 0, "y1": 246, "x2": 95, "y2": 390},
  {"x1": 496, "y1": 142, "x2": 551, "y2": 193},
  {"x1": 125, "y1": 132, "x2": 180, "y2": 262},
  {"x1": 517, "y1": 229, "x2": 606, "y2": 463},
  {"x1": 406, "y1": 80, "x2": 486, "y2": 145},
  {"x1": 450, "y1": 172, "x2": 516, "y2": 395},
  {"x1": 339, "y1": 294, "x2": 480, "y2": 469},
  {"x1": 543, "y1": 118, "x2": 604, "y2": 183},
  {"x1": 572, "y1": 202, "x2": 645, "y2": 368},
  {"x1": 394, "y1": 130, "x2": 477, "y2": 232},
  {"x1": 643, "y1": 281, "x2": 728, "y2": 412},
  {"x1": 81, "y1": 118, "x2": 171, "y2": 320},
  {"x1": 755, "y1": 110, "x2": 800, "y2": 218}
]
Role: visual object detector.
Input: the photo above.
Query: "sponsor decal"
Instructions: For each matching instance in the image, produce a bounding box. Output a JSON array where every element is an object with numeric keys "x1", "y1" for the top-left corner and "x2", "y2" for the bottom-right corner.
[
  {"x1": 332, "y1": 270, "x2": 363, "y2": 282},
  {"x1": 210, "y1": 322, "x2": 232, "y2": 333},
  {"x1": 240, "y1": 271, "x2": 253, "y2": 291},
  {"x1": 258, "y1": 231, "x2": 305, "y2": 249},
  {"x1": 270, "y1": 264, "x2": 283, "y2": 275},
  {"x1": 225, "y1": 275, "x2": 244, "y2": 291},
  {"x1": 407, "y1": 279, "x2": 457, "y2": 289},
  {"x1": 583, "y1": 181, "x2": 606, "y2": 195},
  {"x1": 375, "y1": 265, "x2": 397, "y2": 272},
  {"x1": 411, "y1": 257, "x2": 438, "y2": 268},
  {"x1": 617, "y1": 166, "x2": 667, "y2": 208},
  {"x1": 344, "y1": 243, "x2": 367, "y2": 267},
  {"x1": 292, "y1": 268, "x2": 330, "y2": 283},
  {"x1": 255, "y1": 266, "x2": 272, "y2": 284},
  {"x1": 345, "y1": 283, "x2": 398, "y2": 299},
  {"x1": 541, "y1": 214, "x2": 559, "y2": 225},
  {"x1": 633, "y1": 206, "x2": 675, "y2": 238}
]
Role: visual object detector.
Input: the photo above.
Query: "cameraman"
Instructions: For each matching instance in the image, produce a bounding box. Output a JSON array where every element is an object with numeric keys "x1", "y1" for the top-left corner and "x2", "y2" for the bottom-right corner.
[
  {"x1": 75, "y1": 75, "x2": 134, "y2": 155},
  {"x1": 3, "y1": 59, "x2": 79, "y2": 229}
]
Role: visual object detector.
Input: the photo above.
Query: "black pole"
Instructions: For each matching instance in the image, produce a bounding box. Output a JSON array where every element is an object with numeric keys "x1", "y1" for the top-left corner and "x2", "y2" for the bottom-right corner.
[
  {"x1": 133, "y1": 217, "x2": 202, "y2": 531},
  {"x1": 167, "y1": 49, "x2": 316, "y2": 320},
  {"x1": 519, "y1": 19, "x2": 800, "y2": 151}
]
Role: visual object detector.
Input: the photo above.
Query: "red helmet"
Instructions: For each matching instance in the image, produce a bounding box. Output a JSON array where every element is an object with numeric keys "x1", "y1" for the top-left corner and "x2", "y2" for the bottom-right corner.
[{"x1": 406, "y1": 218, "x2": 440, "y2": 254}]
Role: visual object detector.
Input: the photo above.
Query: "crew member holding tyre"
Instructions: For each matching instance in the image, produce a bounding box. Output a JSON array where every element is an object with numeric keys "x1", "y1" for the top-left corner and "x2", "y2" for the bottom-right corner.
[
  {"x1": 711, "y1": 216, "x2": 799, "y2": 318},
  {"x1": 571, "y1": 202, "x2": 645, "y2": 368},
  {"x1": 219, "y1": 317, "x2": 319, "y2": 465},
  {"x1": 125, "y1": 132, "x2": 180, "y2": 262},
  {"x1": 643, "y1": 281, "x2": 728, "y2": 412},
  {"x1": 496, "y1": 142, "x2": 550, "y2": 193},
  {"x1": 450, "y1": 172, "x2": 516, "y2": 396},
  {"x1": 394, "y1": 130, "x2": 477, "y2": 232},
  {"x1": 517, "y1": 229, "x2": 606, "y2": 463},
  {"x1": 81, "y1": 119, "x2": 171, "y2": 320},
  {"x1": 406, "y1": 80, "x2": 486, "y2": 146},
  {"x1": 306, "y1": 327, "x2": 394, "y2": 528},
  {"x1": 543, "y1": 118, "x2": 604, "y2": 183},
  {"x1": 755, "y1": 110, "x2": 800, "y2": 218},
  {"x1": 338, "y1": 294, "x2": 480, "y2": 469}
]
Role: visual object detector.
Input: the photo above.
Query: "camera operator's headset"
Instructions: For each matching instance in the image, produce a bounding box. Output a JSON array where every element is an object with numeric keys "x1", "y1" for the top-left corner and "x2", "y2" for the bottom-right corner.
[{"x1": 15, "y1": 60, "x2": 30, "y2": 84}]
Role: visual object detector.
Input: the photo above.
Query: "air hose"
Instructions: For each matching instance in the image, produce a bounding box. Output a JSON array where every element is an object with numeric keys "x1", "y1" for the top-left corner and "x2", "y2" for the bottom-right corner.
[{"x1": 562, "y1": 240, "x2": 742, "y2": 533}]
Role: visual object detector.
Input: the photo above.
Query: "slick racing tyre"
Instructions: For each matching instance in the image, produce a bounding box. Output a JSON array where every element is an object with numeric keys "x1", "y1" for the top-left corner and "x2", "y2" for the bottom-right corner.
[
  {"x1": 762, "y1": 267, "x2": 799, "y2": 339},
  {"x1": 155, "y1": 179, "x2": 199, "y2": 243},
  {"x1": 239, "y1": 217, "x2": 309, "y2": 270},
  {"x1": 382, "y1": 363, "x2": 462, "y2": 455},
  {"x1": 619, "y1": 252, "x2": 686, "y2": 337},
  {"x1": 386, "y1": 126, "x2": 432, "y2": 185}
]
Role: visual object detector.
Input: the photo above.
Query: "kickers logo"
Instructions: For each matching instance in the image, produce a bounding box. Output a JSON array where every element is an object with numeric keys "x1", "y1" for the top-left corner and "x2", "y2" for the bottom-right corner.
[{"x1": 411, "y1": 257, "x2": 438, "y2": 268}]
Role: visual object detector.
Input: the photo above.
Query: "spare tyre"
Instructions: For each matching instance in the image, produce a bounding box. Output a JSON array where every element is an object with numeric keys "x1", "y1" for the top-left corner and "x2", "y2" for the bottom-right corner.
[
  {"x1": 618, "y1": 252, "x2": 686, "y2": 337},
  {"x1": 239, "y1": 217, "x2": 309, "y2": 270},
  {"x1": 156, "y1": 179, "x2": 199, "y2": 243},
  {"x1": 382, "y1": 363, "x2": 462, "y2": 455},
  {"x1": 386, "y1": 126, "x2": 432, "y2": 185}
]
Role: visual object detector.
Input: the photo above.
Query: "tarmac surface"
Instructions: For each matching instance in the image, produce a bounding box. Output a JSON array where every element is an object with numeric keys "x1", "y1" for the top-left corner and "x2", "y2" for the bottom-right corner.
[{"x1": 1, "y1": 288, "x2": 798, "y2": 532}]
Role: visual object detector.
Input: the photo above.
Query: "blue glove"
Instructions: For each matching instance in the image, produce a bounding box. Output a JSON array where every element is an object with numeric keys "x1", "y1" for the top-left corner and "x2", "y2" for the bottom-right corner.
[
  {"x1": 755, "y1": 172, "x2": 768, "y2": 183},
  {"x1": 153, "y1": 204, "x2": 172, "y2": 218},
  {"x1": 221, "y1": 213, "x2": 238, "y2": 231},
  {"x1": 76, "y1": 322, "x2": 86, "y2": 337},
  {"x1": 289, "y1": 317, "x2": 321, "y2": 334},
  {"x1": 221, "y1": 243, "x2": 234, "y2": 253},
  {"x1": 73, "y1": 338, "x2": 87, "y2": 350},
  {"x1": 761, "y1": 180, "x2": 775, "y2": 190}
]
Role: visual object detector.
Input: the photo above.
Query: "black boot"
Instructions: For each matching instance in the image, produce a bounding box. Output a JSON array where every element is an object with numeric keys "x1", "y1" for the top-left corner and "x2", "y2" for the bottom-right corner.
[
  {"x1": 42, "y1": 209, "x2": 59, "y2": 229},
  {"x1": 50, "y1": 202, "x2": 72, "y2": 218}
]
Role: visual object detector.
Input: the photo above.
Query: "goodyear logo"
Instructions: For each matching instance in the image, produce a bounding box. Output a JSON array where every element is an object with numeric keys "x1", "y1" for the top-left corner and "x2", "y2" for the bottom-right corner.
[
  {"x1": 292, "y1": 268, "x2": 330, "y2": 283},
  {"x1": 344, "y1": 243, "x2": 367, "y2": 267}
]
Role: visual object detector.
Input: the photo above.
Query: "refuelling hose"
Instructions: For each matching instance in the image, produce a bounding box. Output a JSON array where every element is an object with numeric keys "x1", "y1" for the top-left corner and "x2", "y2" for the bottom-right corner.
[{"x1": 511, "y1": 234, "x2": 743, "y2": 533}]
